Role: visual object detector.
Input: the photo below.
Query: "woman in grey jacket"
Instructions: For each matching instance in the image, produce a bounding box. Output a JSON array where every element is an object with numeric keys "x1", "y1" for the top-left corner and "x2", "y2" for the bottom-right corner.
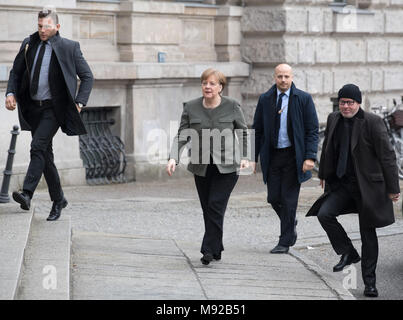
[{"x1": 167, "y1": 68, "x2": 249, "y2": 265}]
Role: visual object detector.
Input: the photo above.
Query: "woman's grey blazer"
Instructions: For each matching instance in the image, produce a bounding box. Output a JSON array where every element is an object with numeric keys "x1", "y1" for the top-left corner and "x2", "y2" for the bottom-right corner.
[{"x1": 170, "y1": 96, "x2": 249, "y2": 177}]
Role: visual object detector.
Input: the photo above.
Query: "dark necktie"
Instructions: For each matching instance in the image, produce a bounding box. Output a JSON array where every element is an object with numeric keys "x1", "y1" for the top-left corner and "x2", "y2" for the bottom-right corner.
[
  {"x1": 273, "y1": 93, "x2": 285, "y2": 148},
  {"x1": 336, "y1": 118, "x2": 351, "y2": 178},
  {"x1": 30, "y1": 41, "x2": 46, "y2": 96}
]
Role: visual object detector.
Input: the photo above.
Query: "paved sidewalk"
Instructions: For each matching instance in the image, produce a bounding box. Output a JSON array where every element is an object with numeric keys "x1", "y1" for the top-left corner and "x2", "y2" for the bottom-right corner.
[
  {"x1": 2, "y1": 172, "x2": 402, "y2": 300},
  {"x1": 71, "y1": 231, "x2": 350, "y2": 300}
]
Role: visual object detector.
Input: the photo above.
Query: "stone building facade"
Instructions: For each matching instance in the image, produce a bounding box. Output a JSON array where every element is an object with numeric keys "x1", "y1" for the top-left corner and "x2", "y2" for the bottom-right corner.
[
  {"x1": 240, "y1": 0, "x2": 403, "y2": 123},
  {"x1": 0, "y1": 0, "x2": 402, "y2": 190}
]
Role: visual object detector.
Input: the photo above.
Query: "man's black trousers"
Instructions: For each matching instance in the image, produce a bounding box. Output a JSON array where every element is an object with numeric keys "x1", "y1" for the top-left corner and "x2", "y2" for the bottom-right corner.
[
  {"x1": 194, "y1": 164, "x2": 239, "y2": 257},
  {"x1": 317, "y1": 180, "x2": 378, "y2": 286},
  {"x1": 266, "y1": 147, "x2": 301, "y2": 247},
  {"x1": 23, "y1": 104, "x2": 63, "y2": 202}
]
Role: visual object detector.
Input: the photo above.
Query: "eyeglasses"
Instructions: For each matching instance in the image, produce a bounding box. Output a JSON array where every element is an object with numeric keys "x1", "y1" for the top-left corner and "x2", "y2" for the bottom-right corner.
[{"x1": 339, "y1": 100, "x2": 356, "y2": 106}]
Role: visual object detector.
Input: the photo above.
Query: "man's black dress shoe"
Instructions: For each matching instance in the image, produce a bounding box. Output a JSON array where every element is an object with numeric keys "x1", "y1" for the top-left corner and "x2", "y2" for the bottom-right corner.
[
  {"x1": 47, "y1": 198, "x2": 68, "y2": 221},
  {"x1": 364, "y1": 285, "x2": 378, "y2": 297},
  {"x1": 12, "y1": 191, "x2": 31, "y2": 210},
  {"x1": 333, "y1": 249, "x2": 361, "y2": 272},
  {"x1": 270, "y1": 244, "x2": 289, "y2": 254},
  {"x1": 201, "y1": 253, "x2": 213, "y2": 265}
]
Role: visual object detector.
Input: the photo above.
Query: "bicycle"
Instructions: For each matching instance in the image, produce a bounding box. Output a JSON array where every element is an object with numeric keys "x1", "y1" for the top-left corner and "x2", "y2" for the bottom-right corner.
[
  {"x1": 371, "y1": 99, "x2": 403, "y2": 179},
  {"x1": 313, "y1": 98, "x2": 403, "y2": 180}
]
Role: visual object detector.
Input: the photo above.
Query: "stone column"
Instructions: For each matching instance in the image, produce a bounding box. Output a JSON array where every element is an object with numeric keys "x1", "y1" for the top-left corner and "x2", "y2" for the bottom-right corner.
[
  {"x1": 240, "y1": 0, "x2": 288, "y2": 123},
  {"x1": 118, "y1": 0, "x2": 185, "y2": 62}
]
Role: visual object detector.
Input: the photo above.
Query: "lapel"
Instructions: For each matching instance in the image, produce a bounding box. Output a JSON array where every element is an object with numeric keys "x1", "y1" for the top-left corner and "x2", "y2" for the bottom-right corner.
[
  {"x1": 48, "y1": 32, "x2": 74, "y2": 100},
  {"x1": 270, "y1": 89, "x2": 278, "y2": 138},
  {"x1": 325, "y1": 112, "x2": 341, "y2": 154},
  {"x1": 351, "y1": 109, "x2": 365, "y2": 152},
  {"x1": 27, "y1": 33, "x2": 41, "y2": 72},
  {"x1": 269, "y1": 88, "x2": 277, "y2": 118},
  {"x1": 287, "y1": 83, "x2": 295, "y2": 129},
  {"x1": 48, "y1": 32, "x2": 61, "y2": 58},
  {"x1": 263, "y1": 85, "x2": 277, "y2": 132}
]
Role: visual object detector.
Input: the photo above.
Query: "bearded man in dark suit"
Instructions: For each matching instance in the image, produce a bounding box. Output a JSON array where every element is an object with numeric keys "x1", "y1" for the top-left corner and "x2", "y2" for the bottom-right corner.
[
  {"x1": 307, "y1": 84, "x2": 400, "y2": 298},
  {"x1": 5, "y1": 9, "x2": 93, "y2": 221}
]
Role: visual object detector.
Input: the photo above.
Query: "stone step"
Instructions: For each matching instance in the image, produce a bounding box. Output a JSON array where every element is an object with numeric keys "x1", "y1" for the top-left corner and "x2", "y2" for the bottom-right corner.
[
  {"x1": 15, "y1": 209, "x2": 71, "y2": 300},
  {"x1": 0, "y1": 202, "x2": 34, "y2": 300}
]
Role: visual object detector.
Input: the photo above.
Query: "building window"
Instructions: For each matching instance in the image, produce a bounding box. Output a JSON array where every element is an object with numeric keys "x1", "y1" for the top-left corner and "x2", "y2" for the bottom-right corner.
[{"x1": 332, "y1": 0, "x2": 372, "y2": 10}]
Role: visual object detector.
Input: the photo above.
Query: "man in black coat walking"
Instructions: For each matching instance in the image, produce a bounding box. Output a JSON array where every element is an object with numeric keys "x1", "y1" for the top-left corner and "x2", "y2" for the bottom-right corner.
[
  {"x1": 307, "y1": 84, "x2": 400, "y2": 297},
  {"x1": 5, "y1": 9, "x2": 93, "y2": 221}
]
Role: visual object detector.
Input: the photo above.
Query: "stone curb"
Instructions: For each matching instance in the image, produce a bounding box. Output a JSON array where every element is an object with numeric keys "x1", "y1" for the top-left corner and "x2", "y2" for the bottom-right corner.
[
  {"x1": 289, "y1": 248, "x2": 356, "y2": 300},
  {"x1": 16, "y1": 208, "x2": 71, "y2": 300}
]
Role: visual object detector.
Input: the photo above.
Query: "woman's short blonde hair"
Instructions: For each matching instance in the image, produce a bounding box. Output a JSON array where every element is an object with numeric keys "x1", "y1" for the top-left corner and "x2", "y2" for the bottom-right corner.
[{"x1": 200, "y1": 68, "x2": 227, "y2": 94}]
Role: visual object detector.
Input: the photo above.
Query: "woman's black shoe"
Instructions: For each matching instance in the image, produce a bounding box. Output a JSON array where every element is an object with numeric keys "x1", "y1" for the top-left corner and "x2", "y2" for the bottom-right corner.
[
  {"x1": 213, "y1": 253, "x2": 221, "y2": 261},
  {"x1": 201, "y1": 253, "x2": 213, "y2": 265}
]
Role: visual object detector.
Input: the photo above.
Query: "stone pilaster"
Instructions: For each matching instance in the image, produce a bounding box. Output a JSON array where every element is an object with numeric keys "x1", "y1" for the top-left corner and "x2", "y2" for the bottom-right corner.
[
  {"x1": 215, "y1": 6, "x2": 243, "y2": 61},
  {"x1": 117, "y1": 0, "x2": 218, "y2": 63}
]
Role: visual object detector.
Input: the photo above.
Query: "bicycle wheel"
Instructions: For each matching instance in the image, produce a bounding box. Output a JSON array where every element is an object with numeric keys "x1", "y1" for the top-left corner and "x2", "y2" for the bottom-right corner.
[
  {"x1": 392, "y1": 137, "x2": 403, "y2": 180},
  {"x1": 313, "y1": 129, "x2": 326, "y2": 173}
]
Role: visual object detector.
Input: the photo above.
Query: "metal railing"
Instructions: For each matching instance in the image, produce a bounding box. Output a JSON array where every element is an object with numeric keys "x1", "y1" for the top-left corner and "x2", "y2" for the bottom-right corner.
[{"x1": 79, "y1": 108, "x2": 126, "y2": 185}]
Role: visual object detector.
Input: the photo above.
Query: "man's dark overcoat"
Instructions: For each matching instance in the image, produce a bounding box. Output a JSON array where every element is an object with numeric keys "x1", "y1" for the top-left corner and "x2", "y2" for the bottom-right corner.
[
  {"x1": 7, "y1": 31, "x2": 93, "y2": 136},
  {"x1": 252, "y1": 83, "x2": 319, "y2": 184},
  {"x1": 307, "y1": 110, "x2": 400, "y2": 228}
]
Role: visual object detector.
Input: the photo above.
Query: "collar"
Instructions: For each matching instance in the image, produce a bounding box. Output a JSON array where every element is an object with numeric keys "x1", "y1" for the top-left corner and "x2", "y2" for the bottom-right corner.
[
  {"x1": 47, "y1": 31, "x2": 60, "y2": 45},
  {"x1": 342, "y1": 107, "x2": 364, "y2": 122},
  {"x1": 277, "y1": 87, "x2": 291, "y2": 98},
  {"x1": 356, "y1": 107, "x2": 364, "y2": 119}
]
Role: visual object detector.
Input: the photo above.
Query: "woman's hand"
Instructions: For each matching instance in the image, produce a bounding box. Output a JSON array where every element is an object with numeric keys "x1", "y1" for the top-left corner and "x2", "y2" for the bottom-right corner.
[
  {"x1": 240, "y1": 159, "x2": 249, "y2": 170},
  {"x1": 250, "y1": 161, "x2": 257, "y2": 174},
  {"x1": 166, "y1": 159, "x2": 176, "y2": 176}
]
